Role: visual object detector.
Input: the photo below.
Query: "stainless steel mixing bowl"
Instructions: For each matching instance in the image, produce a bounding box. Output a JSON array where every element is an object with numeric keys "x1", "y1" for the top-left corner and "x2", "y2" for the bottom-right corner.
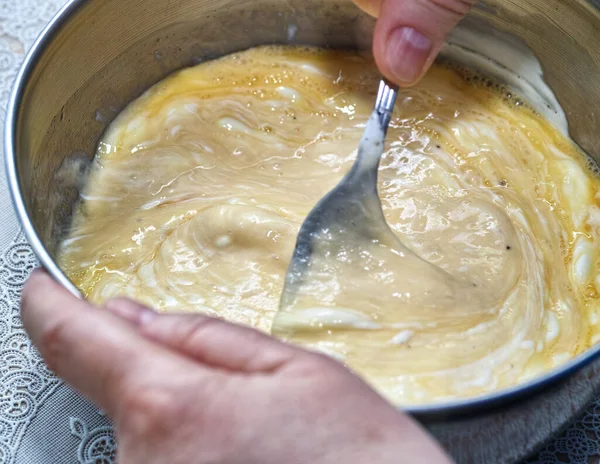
[{"x1": 5, "y1": 0, "x2": 600, "y2": 462}]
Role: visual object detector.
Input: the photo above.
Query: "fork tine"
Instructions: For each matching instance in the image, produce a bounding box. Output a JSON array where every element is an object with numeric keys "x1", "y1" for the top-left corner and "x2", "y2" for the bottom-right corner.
[
  {"x1": 278, "y1": 80, "x2": 398, "y2": 312},
  {"x1": 375, "y1": 80, "x2": 399, "y2": 129}
]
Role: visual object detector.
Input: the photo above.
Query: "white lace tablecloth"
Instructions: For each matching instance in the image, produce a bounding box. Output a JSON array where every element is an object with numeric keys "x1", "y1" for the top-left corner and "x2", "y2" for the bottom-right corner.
[{"x1": 0, "y1": 1, "x2": 597, "y2": 463}]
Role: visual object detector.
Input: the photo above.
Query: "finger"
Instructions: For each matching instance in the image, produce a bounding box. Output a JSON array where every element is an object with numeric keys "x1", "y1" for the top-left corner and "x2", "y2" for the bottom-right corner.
[
  {"x1": 104, "y1": 297, "x2": 157, "y2": 326},
  {"x1": 353, "y1": 0, "x2": 381, "y2": 17},
  {"x1": 372, "y1": 0, "x2": 475, "y2": 86},
  {"x1": 142, "y1": 314, "x2": 303, "y2": 373},
  {"x1": 105, "y1": 299, "x2": 302, "y2": 373},
  {"x1": 21, "y1": 270, "x2": 206, "y2": 415}
]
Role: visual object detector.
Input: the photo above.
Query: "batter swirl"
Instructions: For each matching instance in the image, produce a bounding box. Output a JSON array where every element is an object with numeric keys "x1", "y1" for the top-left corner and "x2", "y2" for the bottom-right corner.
[{"x1": 59, "y1": 46, "x2": 600, "y2": 405}]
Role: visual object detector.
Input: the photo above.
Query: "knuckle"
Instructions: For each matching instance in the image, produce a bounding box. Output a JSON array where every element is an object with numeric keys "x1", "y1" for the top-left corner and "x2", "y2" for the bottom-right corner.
[
  {"x1": 20, "y1": 279, "x2": 41, "y2": 321},
  {"x1": 178, "y1": 317, "x2": 223, "y2": 351},
  {"x1": 38, "y1": 318, "x2": 71, "y2": 372},
  {"x1": 143, "y1": 314, "x2": 217, "y2": 349},
  {"x1": 20, "y1": 281, "x2": 34, "y2": 310},
  {"x1": 304, "y1": 353, "x2": 363, "y2": 390},
  {"x1": 118, "y1": 383, "x2": 183, "y2": 437}
]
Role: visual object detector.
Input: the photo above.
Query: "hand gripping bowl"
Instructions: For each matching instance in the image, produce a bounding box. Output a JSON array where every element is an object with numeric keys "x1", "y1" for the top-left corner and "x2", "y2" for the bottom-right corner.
[{"x1": 5, "y1": 0, "x2": 600, "y2": 462}]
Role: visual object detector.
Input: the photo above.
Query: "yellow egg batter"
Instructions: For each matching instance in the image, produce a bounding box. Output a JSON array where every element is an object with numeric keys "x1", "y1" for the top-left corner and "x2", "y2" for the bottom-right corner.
[{"x1": 58, "y1": 46, "x2": 600, "y2": 405}]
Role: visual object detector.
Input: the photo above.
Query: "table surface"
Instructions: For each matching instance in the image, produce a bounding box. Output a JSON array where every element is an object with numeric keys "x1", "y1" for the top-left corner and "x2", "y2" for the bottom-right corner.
[{"x1": 0, "y1": 1, "x2": 598, "y2": 463}]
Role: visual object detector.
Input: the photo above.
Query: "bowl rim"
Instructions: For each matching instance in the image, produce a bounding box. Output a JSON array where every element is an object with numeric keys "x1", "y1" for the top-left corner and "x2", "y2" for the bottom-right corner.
[
  {"x1": 5, "y1": 0, "x2": 82, "y2": 297},
  {"x1": 6, "y1": 0, "x2": 600, "y2": 419}
]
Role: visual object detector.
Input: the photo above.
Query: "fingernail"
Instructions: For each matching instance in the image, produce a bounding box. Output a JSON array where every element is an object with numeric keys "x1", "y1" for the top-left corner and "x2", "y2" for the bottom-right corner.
[
  {"x1": 105, "y1": 298, "x2": 156, "y2": 326},
  {"x1": 385, "y1": 27, "x2": 432, "y2": 85}
]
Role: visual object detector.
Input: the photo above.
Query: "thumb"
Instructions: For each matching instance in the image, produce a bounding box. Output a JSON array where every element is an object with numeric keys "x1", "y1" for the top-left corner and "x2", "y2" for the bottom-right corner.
[{"x1": 372, "y1": 0, "x2": 475, "y2": 86}]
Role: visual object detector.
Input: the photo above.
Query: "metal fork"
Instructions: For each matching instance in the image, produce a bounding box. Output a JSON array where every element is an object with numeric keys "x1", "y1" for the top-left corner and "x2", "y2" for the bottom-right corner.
[{"x1": 274, "y1": 80, "x2": 399, "y2": 327}]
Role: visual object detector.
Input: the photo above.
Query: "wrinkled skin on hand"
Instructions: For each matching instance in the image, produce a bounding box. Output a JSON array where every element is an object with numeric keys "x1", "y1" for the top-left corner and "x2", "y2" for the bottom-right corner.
[{"x1": 21, "y1": 270, "x2": 454, "y2": 464}]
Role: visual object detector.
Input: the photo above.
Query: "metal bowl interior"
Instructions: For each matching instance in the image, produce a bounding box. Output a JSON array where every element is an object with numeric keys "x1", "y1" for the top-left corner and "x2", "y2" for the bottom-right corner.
[{"x1": 5, "y1": 0, "x2": 600, "y2": 421}]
